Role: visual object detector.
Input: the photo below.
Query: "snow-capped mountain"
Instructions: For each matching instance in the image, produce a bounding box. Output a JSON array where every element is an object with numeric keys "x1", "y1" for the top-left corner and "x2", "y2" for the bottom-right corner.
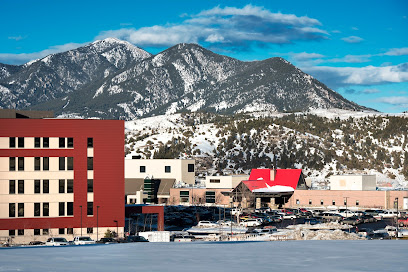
[{"x1": 0, "y1": 38, "x2": 369, "y2": 119}]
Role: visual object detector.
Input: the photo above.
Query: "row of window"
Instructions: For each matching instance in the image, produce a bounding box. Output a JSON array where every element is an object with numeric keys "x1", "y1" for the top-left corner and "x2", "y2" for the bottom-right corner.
[
  {"x1": 138, "y1": 164, "x2": 194, "y2": 174},
  {"x1": 9, "y1": 137, "x2": 94, "y2": 148},
  {"x1": 178, "y1": 191, "x2": 216, "y2": 203},
  {"x1": 9, "y1": 227, "x2": 94, "y2": 236},
  {"x1": 9, "y1": 157, "x2": 93, "y2": 171},
  {"x1": 8, "y1": 202, "x2": 94, "y2": 218},
  {"x1": 297, "y1": 199, "x2": 361, "y2": 206},
  {"x1": 8, "y1": 179, "x2": 94, "y2": 194}
]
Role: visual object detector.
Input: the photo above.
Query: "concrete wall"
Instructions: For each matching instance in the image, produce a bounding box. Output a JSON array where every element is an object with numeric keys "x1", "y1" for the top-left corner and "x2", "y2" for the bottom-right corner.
[
  {"x1": 125, "y1": 159, "x2": 195, "y2": 184},
  {"x1": 205, "y1": 175, "x2": 249, "y2": 189},
  {"x1": 287, "y1": 190, "x2": 408, "y2": 210},
  {"x1": 330, "y1": 175, "x2": 376, "y2": 191}
]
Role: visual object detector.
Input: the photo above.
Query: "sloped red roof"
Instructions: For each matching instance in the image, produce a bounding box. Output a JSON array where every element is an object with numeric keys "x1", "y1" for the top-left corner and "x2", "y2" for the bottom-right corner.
[{"x1": 243, "y1": 169, "x2": 302, "y2": 191}]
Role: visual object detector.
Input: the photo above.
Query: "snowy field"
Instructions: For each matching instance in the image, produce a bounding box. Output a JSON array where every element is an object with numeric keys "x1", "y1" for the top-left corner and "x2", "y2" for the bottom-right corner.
[{"x1": 1, "y1": 241, "x2": 407, "y2": 272}]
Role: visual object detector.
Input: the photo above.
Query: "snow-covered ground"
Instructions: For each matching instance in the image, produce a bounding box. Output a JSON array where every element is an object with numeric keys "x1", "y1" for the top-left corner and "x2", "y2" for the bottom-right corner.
[{"x1": 1, "y1": 241, "x2": 407, "y2": 271}]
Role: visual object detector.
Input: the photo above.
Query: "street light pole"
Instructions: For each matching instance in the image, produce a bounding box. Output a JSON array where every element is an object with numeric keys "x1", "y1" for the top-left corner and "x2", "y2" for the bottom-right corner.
[
  {"x1": 230, "y1": 200, "x2": 233, "y2": 237},
  {"x1": 344, "y1": 197, "x2": 349, "y2": 232},
  {"x1": 97, "y1": 206, "x2": 100, "y2": 241},
  {"x1": 79, "y1": 205, "x2": 82, "y2": 236},
  {"x1": 395, "y1": 197, "x2": 399, "y2": 239}
]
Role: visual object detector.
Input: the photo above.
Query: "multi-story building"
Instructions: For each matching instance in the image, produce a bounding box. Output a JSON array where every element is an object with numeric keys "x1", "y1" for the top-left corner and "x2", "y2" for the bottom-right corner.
[{"x1": 0, "y1": 114, "x2": 124, "y2": 244}]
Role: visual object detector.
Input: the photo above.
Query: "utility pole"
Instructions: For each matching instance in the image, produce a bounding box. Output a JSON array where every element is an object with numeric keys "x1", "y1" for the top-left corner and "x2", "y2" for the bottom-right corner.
[
  {"x1": 344, "y1": 197, "x2": 349, "y2": 232},
  {"x1": 395, "y1": 197, "x2": 399, "y2": 239},
  {"x1": 79, "y1": 205, "x2": 82, "y2": 236}
]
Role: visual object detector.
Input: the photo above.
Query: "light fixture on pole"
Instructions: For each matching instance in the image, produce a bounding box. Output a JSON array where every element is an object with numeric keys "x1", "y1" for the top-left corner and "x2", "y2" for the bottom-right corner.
[
  {"x1": 97, "y1": 206, "x2": 100, "y2": 241},
  {"x1": 79, "y1": 205, "x2": 83, "y2": 236}
]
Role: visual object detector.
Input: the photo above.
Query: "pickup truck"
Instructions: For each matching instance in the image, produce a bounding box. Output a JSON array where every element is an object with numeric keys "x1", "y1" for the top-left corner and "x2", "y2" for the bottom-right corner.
[
  {"x1": 73, "y1": 236, "x2": 95, "y2": 245},
  {"x1": 398, "y1": 217, "x2": 408, "y2": 227}
]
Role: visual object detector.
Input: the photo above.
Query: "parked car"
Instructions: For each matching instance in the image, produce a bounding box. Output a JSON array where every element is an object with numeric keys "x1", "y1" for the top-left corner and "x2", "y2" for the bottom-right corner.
[
  {"x1": 45, "y1": 237, "x2": 69, "y2": 246},
  {"x1": 97, "y1": 237, "x2": 118, "y2": 244},
  {"x1": 253, "y1": 227, "x2": 277, "y2": 235},
  {"x1": 357, "y1": 228, "x2": 374, "y2": 237},
  {"x1": 171, "y1": 234, "x2": 195, "y2": 242},
  {"x1": 342, "y1": 216, "x2": 363, "y2": 225},
  {"x1": 321, "y1": 212, "x2": 343, "y2": 222},
  {"x1": 255, "y1": 207, "x2": 271, "y2": 213},
  {"x1": 73, "y1": 236, "x2": 95, "y2": 245},
  {"x1": 240, "y1": 218, "x2": 262, "y2": 227},
  {"x1": 397, "y1": 229, "x2": 408, "y2": 238},
  {"x1": 378, "y1": 210, "x2": 398, "y2": 219},
  {"x1": 269, "y1": 215, "x2": 283, "y2": 223},
  {"x1": 367, "y1": 233, "x2": 391, "y2": 240},
  {"x1": 337, "y1": 209, "x2": 356, "y2": 218},
  {"x1": 397, "y1": 217, "x2": 408, "y2": 227},
  {"x1": 29, "y1": 241, "x2": 45, "y2": 245},
  {"x1": 197, "y1": 221, "x2": 218, "y2": 228},
  {"x1": 231, "y1": 208, "x2": 242, "y2": 216},
  {"x1": 361, "y1": 214, "x2": 377, "y2": 223},
  {"x1": 127, "y1": 235, "x2": 149, "y2": 242}
]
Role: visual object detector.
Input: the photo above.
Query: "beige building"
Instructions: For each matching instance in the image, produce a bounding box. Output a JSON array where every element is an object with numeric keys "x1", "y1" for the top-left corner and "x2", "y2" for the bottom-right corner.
[
  {"x1": 205, "y1": 175, "x2": 249, "y2": 189},
  {"x1": 125, "y1": 159, "x2": 196, "y2": 204},
  {"x1": 330, "y1": 175, "x2": 377, "y2": 191}
]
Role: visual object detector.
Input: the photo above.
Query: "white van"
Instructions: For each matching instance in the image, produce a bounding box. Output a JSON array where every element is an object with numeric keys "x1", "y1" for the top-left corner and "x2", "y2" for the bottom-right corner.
[
  {"x1": 73, "y1": 236, "x2": 95, "y2": 245},
  {"x1": 45, "y1": 237, "x2": 69, "y2": 246}
]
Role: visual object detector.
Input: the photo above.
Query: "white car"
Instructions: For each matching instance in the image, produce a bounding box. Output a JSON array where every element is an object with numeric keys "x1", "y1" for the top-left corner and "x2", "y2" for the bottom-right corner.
[
  {"x1": 73, "y1": 236, "x2": 95, "y2": 245},
  {"x1": 197, "y1": 221, "x2": 218, "y2": 228},
  {"x1": 240, "y1": 218, "x2": 262, "y2": 227},
  {"x1": 378, "y1": 210, "x2": 398, "y2": 218},
  {"x1": 45, "y1": 237, "x2": 69, "y2": 246}
]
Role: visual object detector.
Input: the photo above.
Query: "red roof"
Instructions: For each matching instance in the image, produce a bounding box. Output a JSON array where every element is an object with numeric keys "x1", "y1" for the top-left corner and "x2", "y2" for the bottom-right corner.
[{"x1": 243, "y1": 169, "x2": 302, "y2": 191}]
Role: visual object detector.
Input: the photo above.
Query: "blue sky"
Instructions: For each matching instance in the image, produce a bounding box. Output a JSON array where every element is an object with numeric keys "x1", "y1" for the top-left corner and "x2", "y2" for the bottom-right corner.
[{"x1": 1, "y1": 0, "x2": 408, "y2": 113}]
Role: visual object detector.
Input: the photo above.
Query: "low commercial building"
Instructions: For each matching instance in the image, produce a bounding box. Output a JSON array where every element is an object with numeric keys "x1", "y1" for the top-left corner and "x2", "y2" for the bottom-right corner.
[
  {"x1": 125, "y1": 159, "x2": 195, "y2": 204},
  {"x1": 205, "y1": 175, "x2": 249, "y2": 189},
  {"x1": 0, "y1": 113, "x2": 125, "y2": 244},
  {"x1": 330, "y1": 175, "x2": 376, "y2": 190}
]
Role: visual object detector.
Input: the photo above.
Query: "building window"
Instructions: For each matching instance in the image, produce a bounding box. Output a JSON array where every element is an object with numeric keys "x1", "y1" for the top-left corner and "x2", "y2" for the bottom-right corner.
[
  {"x1": 67, "y1": 202, "x2": 73, "y2": 216},
  {"x1": 34, "y1": 180, "x2": 40, "y2": 194},
  {"x1": 87, "y1": 202, "x2": 93, "y2": 216},
  {"x1": 43, "y1": 229, "x2": 49, "y2": 235},
  {"x1": 296, "y1": 199, "x2": 300, "y2": 205},
  {"x1": 332, "y1": 200, "x2": 336, "y2": 205},
  {"x1": 188, "y1": 164, "x2": 194, "y2": 172},
  {"x1": 67, "y1": 228, "x2": 73, "y2": 234},
  {"x1": 67, "y1": 179, "x2": 74, "y2": 193},
  {"x1": 9, "y1": 203, "x2": 15, "y2": 217},
  {"x1": 34, "y1": 203, "x2": 40, "y2": 216},
  {"x1": 18, "y1": 180, "x2": 24, "y2": 194},
  {"x1": 59, "y1": 202, "x2": 65, "y2": 216},
  {"x1": 59, "y1": 137, "x2": 65, "y2": 148},
  {"x1": 59, "y1": 157, "x2": 65, "y2": 170},
  {"x1": 34, "y1": 229, "x2": 41, "y2": 236},
  {"x1": 87, "y1": 157, "x2": 93, "y2": 170},
  {"x1": 87, "y1": 228, "x2": 93, "y2": 234},
  {"x1": 59, "y1": 228, "x2": 65, "y2": 235},
  {"x1": 43, "y1": 137, "x2": 49, "y2": 148},
  {"x1": 320, "y1": 200, "x2": 324, "y2": 205},
  {"x1": 43, "y1": 157, "x2": 49, "y2": 171},
  {"x1": 9, "y1": 230, "x2": 15, "y2": 236},
  {"x1": 34, "y1": 157, "x2": 40, "y2": 170},
  {"x1": 9, "y1": 137, "x2": 15, "y2": 148},
  {"x1": 67, "y1": 157, "x2": 73, "y2": 170},
  {"x1": 9, "y1": 180, "x2": 15, "y2": 194},
  {"x1": 34, "y1": 137, "x2": 40, "y2": 148},
  {"x1": 87, "y1": 179, "x2": 93, "y2": 193},
  {"x1": 356, "y1": 200, "x2": 359, "y2": 206},
  {"x1": 205, "y1": 191, "x2": 216, "y2": 203},
  {"x1": 309, "y1": 199, "x2": 312, "y2": 205},
  {"x1": 18, "y1": 157, "x2": 24, "y2": 171},
  {"x1": 180, "y1": 191, "x2": 190, "y2": 202},
  {"x1": 43, "y1": 180, "x2": 49, "y2": 194},
  {"x1": 43, "y1": 203, "x2": 49, "y2": 217},
  {"x1": 18, "y1": 203, "x2": 24, "y2": 217},
  {"x1": 87, "y1": 138, "x2": 93, "y2": 148},
  {"x1": 18, "y1": 229, "x2": 24, "y2": 236},
  {"x1": 9, "y1": 157, "x2": 15, "y2": 171},
  {"x1": 210, "y1": 179, "x2": 221, "y2": 183},
  {"x1": 140, "y1": 166, "x2": 146, "y2": 173},
  {"x1": 67, "y1": 137, "x2": 74, "y2": 148},
  {"x1": 59, "y1": 179, "x2": 65, "y2": 193},
  {"x1": 18, "y1": 137, "x2": 24, "y2": 148},
  {"x1": 165, "y1": 166, "x2": 171, "y2": 173}
]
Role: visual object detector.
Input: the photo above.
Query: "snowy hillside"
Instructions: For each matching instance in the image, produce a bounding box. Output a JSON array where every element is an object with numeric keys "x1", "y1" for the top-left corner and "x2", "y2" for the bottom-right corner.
[{"x1": 124, "y1": 111, "x2": 408, "y2": 189}]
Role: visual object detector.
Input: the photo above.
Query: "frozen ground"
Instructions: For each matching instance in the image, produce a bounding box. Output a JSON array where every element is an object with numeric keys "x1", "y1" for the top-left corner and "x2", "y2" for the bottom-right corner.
[{"x1": 1, "y1": 241, "x2": 407, "y2": 272}]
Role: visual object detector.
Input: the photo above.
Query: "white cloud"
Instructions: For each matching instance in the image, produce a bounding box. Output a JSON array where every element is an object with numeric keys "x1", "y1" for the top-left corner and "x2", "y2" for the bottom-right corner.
[
  {"x1": 326, "y1": 54, "x2": 371, "y2": 63},
  {"x1": 303, "y1": 63, "x2": 408, "y2": 88},
  {"x1": 375, "y1": 96, "x2": 408, "y2": 105},
  {"x1": 96, "y1": 4, "x2": 328, "y2": 48},
  {"x1": 341, "y1": 36, "x2": 364, "y2": 43},
  {"x1": 8, "y1": 36, "x2": 24, "y2": 41},
  {"x1": 384, "y1": 47, "x2": 408, "y2": 56},
  {"x1": 291, "y1": 52, "x2": 324, "y2": 61},
  {"x1": 362, "y1": 88, "x2": 380, "y2": 94},
  {"x1": 0, "y1": 42, "x2": 86, "y2": 65}
]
